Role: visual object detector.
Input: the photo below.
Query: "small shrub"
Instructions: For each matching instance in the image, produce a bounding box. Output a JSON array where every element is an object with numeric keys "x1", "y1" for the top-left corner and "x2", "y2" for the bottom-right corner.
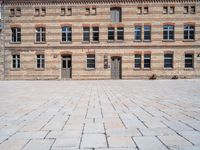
[
  {"x1": 149, "y1": 74, "x2": 157, "y2": 80},
  {"x1": 172, "y1": 75, "x2": 178, "y2": 80}
]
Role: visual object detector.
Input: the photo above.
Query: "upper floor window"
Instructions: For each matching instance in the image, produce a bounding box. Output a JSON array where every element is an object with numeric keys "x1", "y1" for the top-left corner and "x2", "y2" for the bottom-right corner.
[
  {"x1": 163, "y1": 6, "x2": 175, "y2": 14},
  {"x1": 91, "y1": 8, "x2": 97, "y2": 15},
  {"x1": 117, "y1": 27, "x2": 124, "y2": 41},
  {"x1": 184, "y1": 25, "x2": 195, "y2": 40},
  {"x1": 36, "y1": 54, "x2": 45, "y2": 69},
  {"x1": 137, "y1": 6, "x2": 149, "y2": 14},
  {"x1": 62, "y1": 26, "x2": 72, "y2": 42},
  {"x1": 11, "y1": 27, "x2": 21, "y2": 43},
  {"x1": 144, "y1": 54, "x2": 151, "y2": 69},
  {"x1": 135, "y1": 54, "x2": 141, "y2": 69},
  {"x1": 164, "y1": 53, "x2": 173, "y2": 68},
  {"x1": 185, "y1": 54, "x2": 194, "y2": 68},
  {"x1": 92, "y1": 27, "x2": 99, "y2": 42},
  {"x1": 184, "y1": 6, "x2": 196, "y2": 14},
  {"x1": 36, "y1": 27, "x2": 46, "y2": 42},
  {"x1": 85, "y1": 8, "x2": 90, "y2": 15},
  {"x1": 144, "y1": 25, "x2": 151, "y2": 41},
  {"x1": 12, "y1": 54, "x2": 20, "y2": 69},
  {"x1": 10, "y1": 8, "x2": 21, "y2": 17},
  {"x1": 61, "y1": 8, "x2": 66, "y2": 16},
  {"x1": 110, "y1": 7, "x2": 122, "y2": 23},
  {"x1": 35, "y1": 7, "x2": 46, "y2": 16},
  {"x1": 163, "y1": 25, "x2": 174, "y2": 40},
  {"x1": 67, "y1": 8, "x2": 72, "y2": 16},
  {"x1": 135, "y1": 26, "x2": 142, "y2": 41},
  {"x1": 108, "y1": 27, "x2": 115, "y2": 41},
  {"x1": 83, "y1": 27, "x2": 90, "y2": 42},
  {"x1": 87, "y1": 54, "x2": 95, "y2": 69}
]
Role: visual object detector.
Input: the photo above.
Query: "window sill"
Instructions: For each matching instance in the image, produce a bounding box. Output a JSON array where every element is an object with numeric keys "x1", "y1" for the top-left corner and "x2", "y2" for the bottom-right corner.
[
  {"x1": 116, "y1": 40, "x2": 124, "y2": 43},
  {"x1": 34, "y1": 42, "x2": 46, "y2": 44},
  {"x1": 143, "y1": 40, "x2": 151, "y2": 42},
  {"x1": 91, "y1": 41, "x2": 100, "y2": 44},
  {"x1": 85, "y1": 68, "x2": 95, "y2": 71},
  {"x1": 134, "y1": 40, "x2": 142, "y2": 42},
  {"x1": 10, "y1": 42, "x2": 21, "y2": 44},
  {"x1": 10, "y1": 68, "x2": 20, "y2": 71},
  {"x1": 164, "y1": 68, "x2": 173, "y2": 70},
  {"x1": 182, "y1": 39, "x2": 195, "y2": 42},
  {"x1": 133, "y1": 68, "x2": 142, "y2": 70},
  {"x1": 35, "y1": 69, "x2": 45, "y2": 71},
  {"x1": 143, "y1": 68, "x2": 151, "y2": 71},
  {"x1": 184, "y1": 68, "x2": 194, "y2": 71},
  {"x1": 82, "y1": 41, "x2": 90, "y2": 44},
  {"x1": 60, "y1": 41, "x2": 72, "y2": 44},
  {"x1": 162, "y1": 40, "x2": 175, "y2": 42},
  {"x1": 107, "y1": 40, "x2": 115, "y2": 43}
]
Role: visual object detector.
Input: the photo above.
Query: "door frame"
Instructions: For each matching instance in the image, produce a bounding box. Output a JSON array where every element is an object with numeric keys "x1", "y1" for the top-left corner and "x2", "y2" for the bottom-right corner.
[
  {"x1": 111, "y1": 56, "x2": 122, "y2": 79},
  {"x1": 61, "y1": 55, "x2": 72, "y2": 79}
]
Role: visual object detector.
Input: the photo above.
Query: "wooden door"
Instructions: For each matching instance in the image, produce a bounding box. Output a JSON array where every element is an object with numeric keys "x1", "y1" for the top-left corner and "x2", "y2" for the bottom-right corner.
[
  {"x1": 111, "y1": 57, "x2": 121, "y2": 79},
  {"x1": 61, "y1": 56, "x2": 72, "y2": 79}
]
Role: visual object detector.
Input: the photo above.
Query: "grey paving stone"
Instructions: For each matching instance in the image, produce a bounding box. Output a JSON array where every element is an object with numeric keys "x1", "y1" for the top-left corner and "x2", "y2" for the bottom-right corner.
[
  {"x1": 108, "y1": 136, "x2": 136, "y2": 148},
  {"x1": 133, "y1": 136, "x2": 168, "y2": 150},
  {"x1": 0, "y1": 139, "x2": 28, "y2": 150},
  {"x1": 80, "y1": 134, "x2": 107, "y2": 148},
  {"x1": 52, "y1": 138, "x2": 80, "y2": 149},
  {"x1": 11, "y1": 131, "x2": 48, "y2": 140},
  {"x1": 22, "y1": 139, "x2": 55, "y2": 150}
]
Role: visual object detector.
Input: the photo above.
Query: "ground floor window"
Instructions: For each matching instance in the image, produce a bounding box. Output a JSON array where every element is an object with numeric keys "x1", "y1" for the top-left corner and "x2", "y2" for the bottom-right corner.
[
  {"x1": 164, "y1": 53, "x2": 173, "y2": 68},
  {"x1": 185, "y1": 53, "x2": 194, "y2": 68},
  {"x1": 135, "y1": 54, "x2": 141, "y2": 68},
  {"x1": 144, "y1": 54, "x2": 151, "y2": 68},
  {"x1": 87, "y1": 54, "x2": 95, "y2": 69},
  {"x1": 36, "y1": 54, "x2": 45, "y2": 69},
  {"x1": 12, "y1": 54, "x2": 20, "y2": 69}
]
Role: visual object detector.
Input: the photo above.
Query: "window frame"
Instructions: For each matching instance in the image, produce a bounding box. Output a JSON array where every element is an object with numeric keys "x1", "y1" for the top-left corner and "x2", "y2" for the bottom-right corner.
[
  {"x1": 144, "y1": 54, "x2": 151, "y2": 69},
  {"x1": 83, "y1": 27, "x2": 90, "y2": 42},
  {"x1": 86, "y1": 54, "x2": 96, "y2": 69},
  {"x1": 144, "y1": 25, "x2": 151, "y2": 41},
  {"x1": 11, "y1": 27, "x2": 21, "y2": 43},
  {"x1": 35, "y1": 27, "x2": 46, "y2": 43},
  {"x1": 36, "y1": 54, "x2": 45, "y2": 69},
  {"x1": 184, "y1": 24, "x2": 195, "y2": 40},
  {"x1": 164, "y1": 53, "x2": 173, "y2": 69},
  {"x1": 185, "y1": 53, "x2": 194, "y2": 69},
  {"x1": 117, "y1": 27, "x2": 124, "y2": 41},
  {"x1": 135, "y1": 26, "x2": 142, "y2": 41},
  {"x1": 163, "y1": 25, "x2": 174, "y2": 41},
  {"x1": 108, "y1": 27, "x2": 115, "y2": 41},
  {"x1": 61, "y1": 26, "x2": 72, "y2": 42},
  {"x1": 110, "y1": 7, "x2": 122, "y2": 23},
  {"x1": 12, "y1": 54, "x2": 20, "y2": 69},
  {"x1": 92, "y1": 27, "x2": 99, "y2": 42},
  {"x1": 134, "y1": 54, "x2": 142, "y2": 69}
]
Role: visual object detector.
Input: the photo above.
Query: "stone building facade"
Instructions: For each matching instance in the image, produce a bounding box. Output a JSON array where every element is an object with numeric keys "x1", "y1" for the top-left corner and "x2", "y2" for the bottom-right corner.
[
  {"x1": 1, "y1": 0, "x2": 200, "y2": 80},
  {"x1": 0, "y1": 0, "x2": 3, "y2": 80}
]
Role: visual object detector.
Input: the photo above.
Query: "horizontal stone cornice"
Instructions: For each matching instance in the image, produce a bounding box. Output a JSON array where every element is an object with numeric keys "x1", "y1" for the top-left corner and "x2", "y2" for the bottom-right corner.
[{"x1": 3, "y1": 0, "x2": 199, "y2": 5}]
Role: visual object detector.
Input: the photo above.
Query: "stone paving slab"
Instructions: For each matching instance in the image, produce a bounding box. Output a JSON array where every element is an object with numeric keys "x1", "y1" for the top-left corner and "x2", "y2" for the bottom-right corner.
[{"x1": 0, "y1": 80, "x2": 200, "y2": 150}]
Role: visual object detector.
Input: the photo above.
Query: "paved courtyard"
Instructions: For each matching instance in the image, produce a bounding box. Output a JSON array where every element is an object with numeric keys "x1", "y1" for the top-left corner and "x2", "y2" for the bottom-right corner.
[{"x1": 0, "y1": 80, "x2": 200, "y2": 150}]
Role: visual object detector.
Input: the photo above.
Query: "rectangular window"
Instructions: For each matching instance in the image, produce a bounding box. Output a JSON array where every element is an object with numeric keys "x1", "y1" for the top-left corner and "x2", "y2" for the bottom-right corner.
[
  {"x1": 163, "y1": 25, "x2": 174, "y2": 40},
  {"x1": 91, "y1": 8, "x2": 97, "y2": 15},
  {"x1": 36, "y1": 54, "x2": 45, "y2": 69},
  {"x1": 163, "y1": 6, "x2": 168, "y2": 14},
  {"x1": 164, "y1": 53, "x2": 173, "y2": 68},
  {"x1": 135, "y1": 54, "x2": 141, "y2": 68},
  {"x1": 169, "y1": 6, "x2": 175, "y2": 14},
  {"x1": 16, "y1": 8, "x2": 21, "y2": 17},
  {"x1": 87, "y1": 54, "x2": 95, "y2": 69},
  {"x1": 67, "y1": 8, "x2": 72, "y2": 16},
  {"x1": 184, "y1": 25, "x2": 195, "y2": 40},
  {"x1": 83, "y1": 27, "x2": 90, "y2": 42},
  {"x1": 62, "y1": 26, "x2": 72, "y2": 42},
  {"x1": 12, "y1": 54, "x2": 20, "y2": 69},
  {"x1": 36, "y1": 27, "x2": 46, "y2": 42},
  {"x1": 144, "y1": 25, "x2": 151, "y2": 41},
  {"x1": 137, "y1": 7, "x2": 142, "y2": 14},
  {"x1": 185, "y1": 54, "x2": 194, "y2": 68},
  {"x1": 35, "y1": 8, "x2": 40, "y2": 16},
  {"x1": 108, "y1": 27, "x2": 115, "y2": 41},
  {"x1": 190, "y1": 6, "x2": 195, "y2": 14},
  {"x1": 144, "y1": 54, "x2": 151, "y2": 68},
  {"x1": 61, "y1": 8, "x2": 66, "y2": 16},
  {"x1": 92, "y1": 27, "x2": 99, "y2": 42},
  {"x1": 143, "y1": 7, "x2": 149, "y2": 14},
  {"x1": 104, "y1": 55, "x2": 108, "y2": 69},
  {"x1": 117, "y1": 27, "x2": 124, "y2": 41},
  {"x1": 184, "y1": 6, "x2": 189, "y2": 14},
  {"x1": 10, "y1": 9, "x2": 15, "y2": 17},
  {"x1": 135, "y1": 26, "x2": 142, "y2": 41},
  {"x1": 11, "y1": 27, "x2": 21, "y2": 43},
  {"x1": 85, "y1": 8, "x2": 90, "y2": 15},
  {"x1": 41, "y1": 8, "x2": 46, "y2": 16},
  {"x1": 110, "y1": 7, "x2": 122, "y2": 23}
]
